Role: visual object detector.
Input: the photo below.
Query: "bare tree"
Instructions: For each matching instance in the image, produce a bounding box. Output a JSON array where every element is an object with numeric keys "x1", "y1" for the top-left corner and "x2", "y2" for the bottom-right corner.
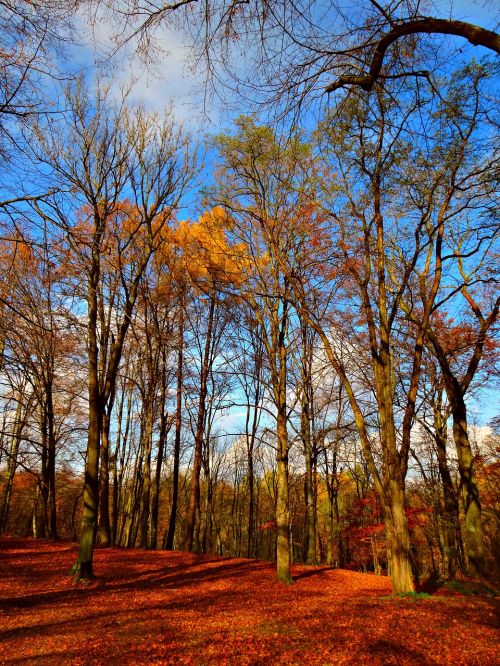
[
  {"x1": 94, "y1": 1, "x2": 499, "y2": 118},
  {"x1": 32, "y1": 79, "x2": 195, "y2": 578}
]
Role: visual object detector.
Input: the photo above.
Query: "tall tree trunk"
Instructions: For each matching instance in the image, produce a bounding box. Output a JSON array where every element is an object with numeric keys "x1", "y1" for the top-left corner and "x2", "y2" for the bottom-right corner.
[
  {"x1": 111, "y1": 388, "x2": 125, "y2": 546},
  {"x1": 245, "y1": 334, "x2": 262, "y2": 559},
  {"x1": 276, "y1": 412, "x2": 291, "y2": 582},
  {"x1": 452, "y1": 399, "x2": 484, "y2": 577},
  {"x1": 150, "y1": 395, "x2": 169, "y2": 549},
  {"x1": 300, "y1": 322, "x2": 316, "y2": 565},
  {"x1": 40, "y1": 403, "x2": 49, "y2": 538},
  {"x1": 165, "y1": 306, "x2": 184, "y2": 550},
  {"x1": 99, "y1": 409, "x2": 113, "y2": 546},
  {"x1": 0, "y1": 399, "x2": 25, "y2": 534},
  {"x1": 275, "y1": 314, "x2": 291, "y2": 583},
  {"x1": 433, "y1": 406, "x2": 461, "y2": 578},
  {"x1": 302, "y1": 393, "x2": 316, "y2": 565},
  {"x1": 113, "y1": 388, "x2": 132, "y2": 545},
  {"x1": 127, "y1": 461, "x2": 144, "y2": 548},
  {"x1": 74, "y1": 388, "x2": 101, "y2": 579},
  {"x1": 246, "y1": 405, "x2": 259, "y2": 559},
  {"x1": 139, "y1": 400, "x2": 154, "y2": 548},
  {"x1": 385, "y1": 479, "x2": 414, "y2": 594},
  {"x1": 46, "y1": 381, "x2": 58, "y2": 540},
  {"x1": 72, "y1": 267, "x2": 101, "y2": 581},
  {"x1": 428, "y1": 332, "x2": 488, "y2": 578},
  {"x1": 186, "y1": 295, "x2": 215, "y2": 552}
]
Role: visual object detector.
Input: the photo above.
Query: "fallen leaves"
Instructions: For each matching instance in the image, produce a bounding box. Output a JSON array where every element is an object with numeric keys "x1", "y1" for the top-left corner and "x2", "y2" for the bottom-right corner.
[{"x1": 0, "y1": 537, "x2": 498, "y2": 664}]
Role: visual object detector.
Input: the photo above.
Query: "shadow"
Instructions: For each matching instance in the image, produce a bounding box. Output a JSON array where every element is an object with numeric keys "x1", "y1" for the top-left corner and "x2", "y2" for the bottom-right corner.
[
  {"x1": 293, "y1": 566, "x2": 336, "y2": 581},
  {"x1": 0, "y1": 549, "x2": 74, "y2": 558},
  {"x1": 418, "y1": 573, "x2": 443, "y2": 595},
  {"x1": 0, "y1": 590, "x2": 232, "y2": 643},
  {"x1": 0, "y1": 557, "x2": 268, "y2": 614},
  {"x1": 365, "y1": 638, "x2": 433, "y2": 664}
]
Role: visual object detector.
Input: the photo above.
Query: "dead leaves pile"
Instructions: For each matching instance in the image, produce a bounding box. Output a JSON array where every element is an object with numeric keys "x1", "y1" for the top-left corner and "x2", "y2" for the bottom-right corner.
[{"x1": 0, "y1": 538, "x2": 498, "y2": 664}]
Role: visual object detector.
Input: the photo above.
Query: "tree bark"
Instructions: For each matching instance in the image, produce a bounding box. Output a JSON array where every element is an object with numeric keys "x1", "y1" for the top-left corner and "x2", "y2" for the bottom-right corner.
[
  {"x1": 45, "y1": 383, "x2": 58, "y2": 540},
  {"x1": 186, "y1": 295, "x2": 215, "y2": 552},
  {"x1": 150, "y1": 376, "x2": 169, "y2": 549},
  {"x1": 452, "y1": 399, "x2": 485, "y2": 578},
  {"x1": 139, "y1": 399, "x2": 154, "y2": 548},
  {"x1": 326, "y1": 18, "x2": 500, "y2": 93},
  {"x1": 275, "y1": 310, "x2": 291, "y2": 583},
  {"x1": 302, "y1": 395, "x2": 316, "y2": 565},
  {"x1": 72, "y1": 265, "x2": 101, "y2": 581},
  {"x1": 385, "y1": 480, "x2": 414, "y2": 594},
  {"x1": 165, "y1": 305, "x2": 184, "y2": 550},
  {"x1": 428, "y1": 332, "x2": 486, "y2": 578},
  {"x1": 433, "y1": 404, "x2": 461, "y2": 578},
  {"x1": 99, "y1": 409, "x2": 113, "y2": 546}
]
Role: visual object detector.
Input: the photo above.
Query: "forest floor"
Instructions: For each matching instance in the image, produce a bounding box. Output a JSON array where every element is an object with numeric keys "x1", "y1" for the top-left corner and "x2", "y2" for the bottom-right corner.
[{"x1": 0, "y1": 538, "x2": 498, "y2": 665}]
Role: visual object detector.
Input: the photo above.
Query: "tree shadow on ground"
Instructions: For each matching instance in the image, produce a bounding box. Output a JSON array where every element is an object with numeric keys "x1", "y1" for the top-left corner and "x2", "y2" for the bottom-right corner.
[
  {"x1": 293, "y1": 566, "x2": 336, "y2": 581},
  {"x1": 365, "y1": 638, "x2": 432, "y2": 664}
]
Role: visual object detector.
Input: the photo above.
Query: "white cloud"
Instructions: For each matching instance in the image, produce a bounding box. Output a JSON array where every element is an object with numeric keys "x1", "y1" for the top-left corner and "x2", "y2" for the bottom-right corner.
[
  {"x1": 214, "y1": 410, "x2": 247, "y2": 433},
  {"x1": 68, "y1": 7, "x2": 221, "y2": 132}
]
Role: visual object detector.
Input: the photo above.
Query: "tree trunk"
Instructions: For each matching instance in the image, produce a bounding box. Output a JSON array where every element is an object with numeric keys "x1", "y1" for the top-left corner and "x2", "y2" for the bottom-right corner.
[
  {"x1": 433, "y1": 409, "x2": 461, "y2": 578},
  {"x1": 73, "y1": 393, "x2": 100, "y2": 579},
  {"x1": 429, "y1": 335, "x2": 487, "y2": 578},
  {"x1": 99, "y1": 410, "x2": 113, "y2": 546},
  {"x1": 302, "y1": 395, "x2": 316, "y2": 565},
  {"x1": 275, "y1": 332, "x2": 291, "y2": 583},
  {"x1": 0, "y1": 399, "x2": 24, "y2": 534},
  {"x1": 72, "y1": 266, "x2": 101, "y2": 580},
  {"x1": 139, "y1": 400, "x2": 154, "y2": 548},
  {"x1": 113, "y1": 389, "x2": 132, "y2": 545},
  {"x1": 46, "y1": 398, "x2": 58, "y2": 540},
  {"x1": 452, "y1": 402, "x2": 485, "y2": 577},
  {"x1": 166, "y1": 307, "x2": 184, "y2": 550},
  {"x1": 385, "y1": 480, "x2": 414, "y2": 594},
  {"x1": 276, "y1": 443, "x2": 291, "y2": 582},
  {"x1": 186, "y1": 295, "x2": 215, "y2": 551},
  {"x1": 150, "y1": 403, "x2": 168, "y2": 549},
  {"x1": 246, "y1": 425, "x2": 256, "y2": 559}
]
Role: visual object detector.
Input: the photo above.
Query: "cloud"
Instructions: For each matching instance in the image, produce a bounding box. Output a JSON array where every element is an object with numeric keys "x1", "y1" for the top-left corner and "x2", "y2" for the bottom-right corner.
[
  {"x1": 68, "y1": 6, "x2": 221, "y2": 131},
  {"x1": 214, "y1": 410, "x2": 247, "y2": 434}
]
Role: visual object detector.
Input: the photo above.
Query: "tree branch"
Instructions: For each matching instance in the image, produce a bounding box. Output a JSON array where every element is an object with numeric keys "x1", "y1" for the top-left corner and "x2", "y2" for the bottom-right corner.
[{"x1": 326, "y1": 18, "x2": 500, "y2": 93}]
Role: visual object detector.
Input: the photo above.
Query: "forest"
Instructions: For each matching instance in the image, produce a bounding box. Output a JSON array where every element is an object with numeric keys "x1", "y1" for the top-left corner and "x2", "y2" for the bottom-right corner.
[{"x1": 0, "y1": 0, "x2": 499, "y2": 634}]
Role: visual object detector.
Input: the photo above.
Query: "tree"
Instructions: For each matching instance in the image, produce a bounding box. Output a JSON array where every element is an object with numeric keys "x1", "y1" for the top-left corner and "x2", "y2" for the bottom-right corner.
[
  {"x1": 0, "y1": 1, "x2": 79, "y2": 150},
  {"x1": 101, "y1": 1, "x2": 499, "y2": 117},
  {"x1": 33, "y1": 80, "x2": 195, "y2": 578},
  {"x1": 212, "y1": 117, "x2": 324, "y2": 581},
  {"x1": 415, "y1": 359, "x2": 463, "y2": 579},
  {"x1": 0, "y1": 230, "x2": 79, "y2": 539},
  {"x1": 407, "y1": 63, "x2": 499, "y2": 578},
  {"x1": 174, "y1": 208, "x2": 244, "y2": 552},
  {"x1": 272, "y1": 70, "x2": 493, "y2": 591}
]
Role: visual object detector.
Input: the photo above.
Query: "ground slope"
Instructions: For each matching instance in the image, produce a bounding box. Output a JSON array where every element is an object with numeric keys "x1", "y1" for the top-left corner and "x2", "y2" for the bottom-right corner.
[{"x1": 0, "y1": 538, "x2": 498, "y2": 664}]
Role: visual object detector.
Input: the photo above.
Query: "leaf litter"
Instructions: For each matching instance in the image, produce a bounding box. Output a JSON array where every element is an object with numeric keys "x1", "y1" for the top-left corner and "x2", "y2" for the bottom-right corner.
[{"x1": 0, "y1": 537, "x2": 498, "y2": 665}]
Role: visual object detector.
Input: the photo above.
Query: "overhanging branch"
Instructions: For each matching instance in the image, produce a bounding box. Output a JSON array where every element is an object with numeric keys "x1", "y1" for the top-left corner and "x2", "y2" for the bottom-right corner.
[{"x1": 326, "y1": 18, "x2": 500, "y2": 93}]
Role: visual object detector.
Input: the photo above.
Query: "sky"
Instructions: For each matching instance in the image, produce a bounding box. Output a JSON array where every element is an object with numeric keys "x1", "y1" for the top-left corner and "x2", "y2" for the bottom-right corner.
[
  {"x1": 66, "y1": 0, "x2": 500, "y2": 125},
  {"x1": 1, "y1": 0, "x2": 498, "y2": 444},
  {"x1": 68, "y1": 6, "x2": 220, "y2": 132},
  {"x1": 63, "y1": 0, "x2": 499, "y2": 430}
]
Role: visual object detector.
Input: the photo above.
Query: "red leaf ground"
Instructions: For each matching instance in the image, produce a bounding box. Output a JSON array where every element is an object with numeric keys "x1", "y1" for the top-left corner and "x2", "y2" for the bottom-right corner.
[{"x1": 0, "y1": 538, "x2": 498, "y2": 664}]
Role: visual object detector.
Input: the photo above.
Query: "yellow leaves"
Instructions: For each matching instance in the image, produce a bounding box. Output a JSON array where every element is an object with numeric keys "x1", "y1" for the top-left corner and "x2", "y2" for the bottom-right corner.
[{"x1": 172, "y1": 207, "x2": 248, "y2": 287}]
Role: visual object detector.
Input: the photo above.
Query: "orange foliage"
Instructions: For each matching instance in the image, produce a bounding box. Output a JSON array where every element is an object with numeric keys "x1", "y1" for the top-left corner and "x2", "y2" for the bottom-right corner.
[
  {"x1": 430, "y1": 311, "x2": 498, "y2": 362},
  {"x1": 173, "y1": 207, "x2": 248, "y2": 287}
]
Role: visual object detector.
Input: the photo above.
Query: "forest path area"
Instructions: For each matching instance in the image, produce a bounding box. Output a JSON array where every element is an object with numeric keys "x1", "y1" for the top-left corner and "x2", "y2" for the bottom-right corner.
[{"x1": 0, "y1": 538, "x2": 498, "y2": 665}]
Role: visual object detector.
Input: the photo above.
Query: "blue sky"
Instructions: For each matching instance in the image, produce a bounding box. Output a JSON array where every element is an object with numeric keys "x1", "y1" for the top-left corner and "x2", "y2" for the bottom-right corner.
[
  {"x1": 64, "y1": 1, "x2": 499, "y2": 430},
  {"x1": 2, "y1": 0, "x2": 498, "y2": 436}
]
